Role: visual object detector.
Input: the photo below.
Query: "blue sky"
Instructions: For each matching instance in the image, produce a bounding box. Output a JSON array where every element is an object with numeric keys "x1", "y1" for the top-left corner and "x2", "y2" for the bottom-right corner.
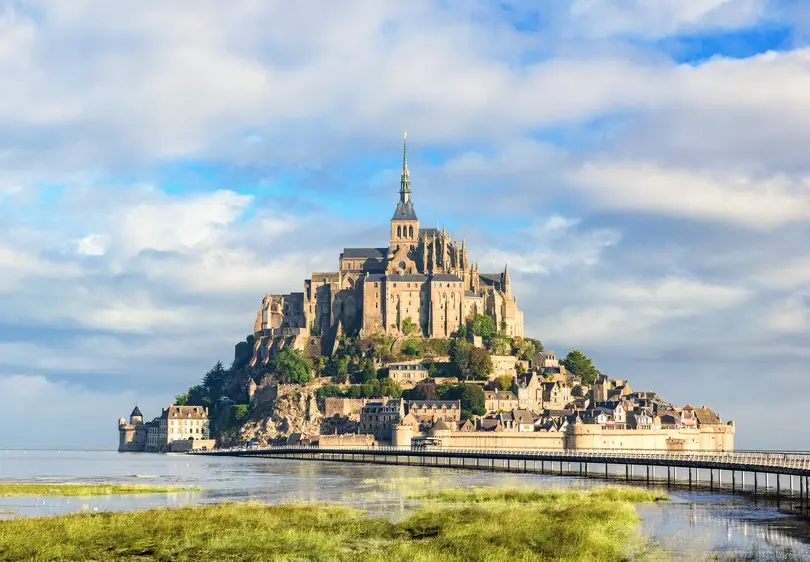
[{"x1": 1, "y1": 0, "x2": 809, "y2": 449}]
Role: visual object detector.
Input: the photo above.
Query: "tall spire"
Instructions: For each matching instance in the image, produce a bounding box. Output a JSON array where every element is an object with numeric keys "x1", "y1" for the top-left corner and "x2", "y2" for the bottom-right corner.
[
  {"x1": 503, "y1": 262, "x2": 511, "y2": 297},
  {"x1": 400, "y1": 130, "x2": 410, "y2": 200},
  {"x1": 391, "y1": 131, "x2": 417, "y2": 221}
]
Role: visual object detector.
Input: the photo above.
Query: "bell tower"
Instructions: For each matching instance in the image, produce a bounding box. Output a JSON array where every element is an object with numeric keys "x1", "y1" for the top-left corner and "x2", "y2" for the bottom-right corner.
[{"x1": 390, "y1": 131, "x2": 419, "y2": 251}]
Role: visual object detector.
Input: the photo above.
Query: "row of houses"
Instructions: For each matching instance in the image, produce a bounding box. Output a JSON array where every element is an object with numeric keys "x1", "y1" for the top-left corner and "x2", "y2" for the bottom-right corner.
[{"x1": 117, "y1": 404, "x2": 214, "y2": 453}]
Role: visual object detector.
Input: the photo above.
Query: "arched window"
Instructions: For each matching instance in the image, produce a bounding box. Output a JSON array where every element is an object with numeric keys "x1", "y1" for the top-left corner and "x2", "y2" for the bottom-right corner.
[
  {"x1": 408, "y1": 225, "x2": 413, "y2": 238},
  {"x1": 397, "y1": 225, "x2": 402, "y2": 237}
]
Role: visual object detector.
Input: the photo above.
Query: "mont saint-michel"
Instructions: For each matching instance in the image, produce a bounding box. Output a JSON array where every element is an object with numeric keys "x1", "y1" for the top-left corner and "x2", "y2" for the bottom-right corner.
[
  {"x1": 119, "y1": 135, "x2": 734, "y2": 454},
  {"x1": 250, "y1": 132, "x2": 523, "y2": 362}
]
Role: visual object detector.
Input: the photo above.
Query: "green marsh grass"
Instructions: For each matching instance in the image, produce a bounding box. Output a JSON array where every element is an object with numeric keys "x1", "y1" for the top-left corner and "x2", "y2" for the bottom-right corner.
[
  {"x1": 0, "y1": 483, "x2": 201, "y2": 497},
  {"x1": 0, "y1": 487, "x2": 668, "y2": 561}
]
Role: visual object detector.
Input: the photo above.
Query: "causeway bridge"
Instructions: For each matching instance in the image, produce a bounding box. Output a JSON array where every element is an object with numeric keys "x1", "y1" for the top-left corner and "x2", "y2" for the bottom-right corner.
[{"x1": 191, "y1": 446, "x2": 810, "y2": 507}]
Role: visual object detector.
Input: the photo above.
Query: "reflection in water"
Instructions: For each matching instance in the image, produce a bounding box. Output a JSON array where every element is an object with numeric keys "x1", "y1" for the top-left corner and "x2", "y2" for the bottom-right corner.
[{"x1": 1, "y1": 450, "x2": 809, "y2": 559}]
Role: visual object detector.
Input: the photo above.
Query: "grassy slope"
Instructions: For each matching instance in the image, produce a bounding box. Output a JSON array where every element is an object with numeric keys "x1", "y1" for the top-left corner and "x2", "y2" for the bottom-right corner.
[
  {"x1": 0, "y1": 483, "x2": 200, "y2": 497},
  {"x1": 0, "y1": 487, "x2": 665, "y2": 561}
]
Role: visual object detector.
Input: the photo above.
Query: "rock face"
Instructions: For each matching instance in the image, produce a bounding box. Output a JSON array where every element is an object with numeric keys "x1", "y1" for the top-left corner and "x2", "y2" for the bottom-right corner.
[{"x1": 219, "y1": 384, "x2": 324, "y2": 447}]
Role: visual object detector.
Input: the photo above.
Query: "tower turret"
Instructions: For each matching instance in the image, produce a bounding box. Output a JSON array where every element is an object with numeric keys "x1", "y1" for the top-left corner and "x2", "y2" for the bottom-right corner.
[
  {"x1": 129, "y1": 405, "x2": 143, "y2": 425},
  {"x1": 390, "y1": 131, "x2": 419, "y2": 249},
  {"x1": 503, "y1": 263, "x2": 511, "y2": 298}
]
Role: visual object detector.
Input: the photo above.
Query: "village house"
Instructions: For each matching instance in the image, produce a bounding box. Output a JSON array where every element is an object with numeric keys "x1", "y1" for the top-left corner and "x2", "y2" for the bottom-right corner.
[
  {"x1": 407, "y1": 400, "x2": 461, "y2": 425},
  {"x1": 359, "y1": 398, "x2": 404, "y2": 441},
  {"x1": 541, "y1": 381, "x2": 572, "y2": 410},
  {"x1": 484, "y1": 390, "x2": 519, "y2": 412},
  {"x1": 514, "y1": 372, "x2": 543, "y2": 411},
  {"x1": 387, "y1": 362, "x2": 429, "y2": 388}
]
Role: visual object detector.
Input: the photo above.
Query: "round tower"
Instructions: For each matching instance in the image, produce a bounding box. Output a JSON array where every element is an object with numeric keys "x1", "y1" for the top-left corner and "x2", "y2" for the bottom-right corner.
[
  {"x1": 118, "y1": 417, "x2": 135, "y2": 452},
  {"x1": 392, "y1": 423, "x2": 413, "y2": 448},
  {"x1": 129, "y1": 405, "x2": 143, "y2": 426}
]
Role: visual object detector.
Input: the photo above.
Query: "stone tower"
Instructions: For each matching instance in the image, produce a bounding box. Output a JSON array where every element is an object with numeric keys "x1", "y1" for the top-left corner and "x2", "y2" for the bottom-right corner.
[
  {"x1": 129, "y1": 405, "x2": 143, "y2": 425},
  {"x1": 389, "y1": 131, "x2": 419, "y2": 251}
]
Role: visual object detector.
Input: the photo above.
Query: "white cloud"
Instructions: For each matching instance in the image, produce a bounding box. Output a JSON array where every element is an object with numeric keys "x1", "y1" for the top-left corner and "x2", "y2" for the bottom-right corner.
[
  {"x1": 566, "y1": 0, "x2": 767, "y2": 39},
  {"x1": 570, "y1": 162, "x2": 810, "y2": 228}
]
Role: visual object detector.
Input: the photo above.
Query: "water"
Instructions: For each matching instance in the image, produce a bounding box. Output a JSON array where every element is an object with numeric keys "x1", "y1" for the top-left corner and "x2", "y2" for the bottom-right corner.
[{"x1": 2, "y1": 450, "x2": 810, "y2": 560}]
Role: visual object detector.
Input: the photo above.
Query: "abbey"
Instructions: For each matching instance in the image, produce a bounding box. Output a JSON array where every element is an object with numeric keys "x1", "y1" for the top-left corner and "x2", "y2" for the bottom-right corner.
[{"x1": 250, "y1": 134, "x2": 524, "y2": 366}]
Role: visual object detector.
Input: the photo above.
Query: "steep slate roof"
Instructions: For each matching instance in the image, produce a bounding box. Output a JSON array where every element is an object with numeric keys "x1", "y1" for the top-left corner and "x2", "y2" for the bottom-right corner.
[
  {"x1": 392, "y1": 200, "x2": 418, "y2": 220},
  {"x1": 479, "y1": 273, "x2": 502, "y2": 286},
  {"x1": 130, "y1": 406, "x2": 143, "y2": 417},
  {"x1": 419, "y1": 227, "x2": 440, "y2": 238},
  {"x1": 387, "y1": 274, "x2": 428, "y2": 282},
  {"x1": 342, "y1": 248, "x2": 388, "y2": 259},
  {"x1": 431, "y1": 274, "x2": 463, "y2": 282},
  {"x1": 409, "y1": 400, "x2": 459, "y2": 409}
]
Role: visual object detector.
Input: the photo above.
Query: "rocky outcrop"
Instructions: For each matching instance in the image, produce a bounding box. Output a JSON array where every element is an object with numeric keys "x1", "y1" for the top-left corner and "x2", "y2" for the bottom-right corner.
[{"x1": 219, "y1": 384, "x2": 324, "y2": 447}]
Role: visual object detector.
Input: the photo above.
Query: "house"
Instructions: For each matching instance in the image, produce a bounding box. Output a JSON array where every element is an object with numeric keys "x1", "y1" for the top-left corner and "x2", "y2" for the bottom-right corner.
[
  {"x1": 514, "y1": 372, "x2": 543, "y2": 411},
  {"x1": 484, "y1": 390, "x2": 519, "y2": 412},
  {"x1": 594, "y1": 401, "x2": 627, "y2": 428},
  {"x1": 359, "y1": 398, "x2": 404, "y2": 441},
  {"x1": 533, "y1": 350, "x2": 560, "y2": 369},
  {"x1": 407, "y1": 400, "x2": 461, "y2": 425},
  {"x1": 387, "y1": 362, "x2": 429, "y2": 388},
  {"x1": 541, "y1": 381, "x2": 572, "y2": 410},
  {"x1": 513, "y1": 409, "x2": 536, "y2": 432},
  {"x1": 693, "y1": 406, "x2": 722, "y2": 426},
  {"x1": 628, "y1": 409, "x2": 654, "y2": 430}
]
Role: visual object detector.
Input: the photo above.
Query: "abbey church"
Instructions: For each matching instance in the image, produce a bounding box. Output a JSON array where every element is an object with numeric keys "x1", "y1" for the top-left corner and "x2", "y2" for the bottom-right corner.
[{"x1": 250, "y1": 134, "x2": 524, "y2": 366}]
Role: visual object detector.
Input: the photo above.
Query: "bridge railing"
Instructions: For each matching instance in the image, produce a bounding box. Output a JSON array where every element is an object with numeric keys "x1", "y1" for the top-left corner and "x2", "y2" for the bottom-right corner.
[{"x1": 211, "y1": 446, "x2": 810, "y2": 471}]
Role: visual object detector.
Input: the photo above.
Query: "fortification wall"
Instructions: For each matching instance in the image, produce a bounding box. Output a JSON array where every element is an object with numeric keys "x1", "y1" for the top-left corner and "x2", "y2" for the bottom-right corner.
[
  {"x1": 319, "y1": 434, "x2": 377, "y2": 448},
  {"x1": 432, "y1": 424, "x2": 735, "y2": 452},
  {"x1": 324, "y1": 397, "x2": 368, "y2": 419}
]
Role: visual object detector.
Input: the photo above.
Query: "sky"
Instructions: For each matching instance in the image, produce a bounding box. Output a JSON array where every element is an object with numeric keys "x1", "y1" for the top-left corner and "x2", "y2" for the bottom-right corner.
[{"x1": 1, "y1": 0, "x2": 809, "y2": 450}]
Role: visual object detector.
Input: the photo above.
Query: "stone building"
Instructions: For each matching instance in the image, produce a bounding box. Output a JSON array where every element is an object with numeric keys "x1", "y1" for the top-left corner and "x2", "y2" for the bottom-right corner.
[
  {"x1": 118, "y1": 404, "x2": 212, "y2": 453},
  {"x1": 249, "y1": 133, "x2": 524, "y2": 365},
  {"x1": 407, "y1": 400, "x2": 461, "y2": 425},
  {"x1": 359, "y1": 398, "x2": 404, "y2": 441},
  {"x1": 387, "y1": 362, "x2": 429, "y2": 388}
]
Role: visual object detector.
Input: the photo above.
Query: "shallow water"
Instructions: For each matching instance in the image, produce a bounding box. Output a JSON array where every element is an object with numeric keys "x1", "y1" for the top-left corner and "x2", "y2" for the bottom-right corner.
[{"x1": 1, "y1": 449, "x2": 809, "y2": 560}]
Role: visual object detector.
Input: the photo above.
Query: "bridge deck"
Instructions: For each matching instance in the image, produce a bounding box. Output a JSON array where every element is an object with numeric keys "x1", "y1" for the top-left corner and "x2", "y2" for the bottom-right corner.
[{"x1": 191, "y1": 447, "x2": 810, "y2": 477}]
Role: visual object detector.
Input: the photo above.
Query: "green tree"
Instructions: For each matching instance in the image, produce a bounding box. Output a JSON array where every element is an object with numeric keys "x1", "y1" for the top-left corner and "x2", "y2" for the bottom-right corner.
[
  {"x1": 402, "y1": 381, "x2": 438, "y2": 401},
  {"x1": 401, "y1": 316, "x2": 417, "y2": 336},
  {"x1": 402, "y1": 338, "x2": 422, "y2": 357},
  {"x1": 203, "y1": 361, "x2": 229, "y2": 398},
  {"x1": 562, "y1": 349, "x2": 600, "y2": 385},
  {"x1": 494, "y1": 374, "x2": 513, "y2": 391},
  {"x1": 467, "y1": 315, "x2": 497, "y2": 339},
  {"x1": 232, "y1": 404, "x2": 249, "y2": 424},
  {"x1": 316, "y1": 383, "x2": 343, "y2": 400},
  {"x1": 451, "y1": 339, "x2": 493, "y2": 380},
  {"x1": 488, "y1": 334, "x2": 512, "y2": 355},
  {"x1": 360, "y1": 359, "x2": 377, "y2": 383},
  {"x1": 439, "y1": 383, "x2": 486, "y2": 416},
  {"x1": 270, "y1": 348, "x2": 313, "y2": 385}
]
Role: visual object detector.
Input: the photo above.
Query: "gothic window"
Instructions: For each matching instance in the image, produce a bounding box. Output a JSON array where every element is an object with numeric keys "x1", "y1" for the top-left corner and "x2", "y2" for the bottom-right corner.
[
  {"x1": 408, "y1": 225, "x2": 413, "y2": 238},
  {"x1": 397, "y1": 225, "x2": 401, "y2": 237}
]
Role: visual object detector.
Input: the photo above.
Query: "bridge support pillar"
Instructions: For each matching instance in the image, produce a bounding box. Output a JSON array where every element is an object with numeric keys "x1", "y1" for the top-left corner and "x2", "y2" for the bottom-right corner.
[
  {"x1": 625, "y1": 464, "x2": 629, "y2": 481},
  {"x1": 765, "y1": 473, "x2": 769, "y2": 492},
  {"x1": 605, "y1": 463, "x2": 608, "y2": 479},
  {"x1": 710, "y1": 469, "x2": 714, "y2": 492},
  {"x1": 732, "y1": 471, "x2": 736, "y2": 493},
  {"x1": 718, "y1": 470, "x2": 722, "y2": 487},
  {"x1": 646, "y1": 465, "x2": 650, "y2": 485},
  {"x1": 667, "y1": 466, "x2": 671, "y2": 487},
  {"x1": 754, "y1": 473, "x2": 758, "y2": 496},
  {"x1": 777, "y1": 474, "x2": 781, "y2": 502},
  {"x1": 789, "y1": 475, "x2": 793, "y2": 497},
  {"x1": 689, "y1": 468, "x2": 693, "y2": 489},
  {"x1": 584, "y1": 462, "x2": 588, "y2": 476}
]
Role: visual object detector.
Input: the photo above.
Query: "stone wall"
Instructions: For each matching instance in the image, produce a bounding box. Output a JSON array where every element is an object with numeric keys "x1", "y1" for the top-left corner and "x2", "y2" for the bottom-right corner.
[
  {"x1": 324, "y1": 397, "x2": 368, "y2": 420},
  {"x1": 431, "y1": 424, "x2": 735, "y2": 452},
  {"x1": 318, "y1": 434, "x2": 377, "y2": 448}
]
